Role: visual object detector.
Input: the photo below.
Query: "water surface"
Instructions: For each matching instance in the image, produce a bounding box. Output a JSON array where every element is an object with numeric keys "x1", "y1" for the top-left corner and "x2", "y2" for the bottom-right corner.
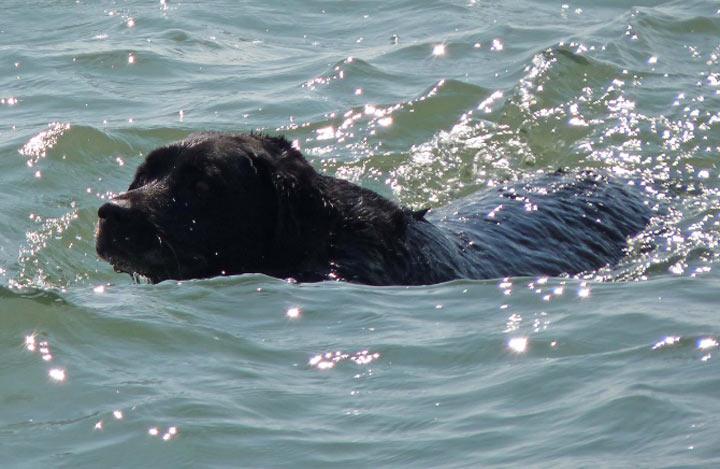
[{"x1": 1, "y1": 1, "x2": 719, "y2": 466}]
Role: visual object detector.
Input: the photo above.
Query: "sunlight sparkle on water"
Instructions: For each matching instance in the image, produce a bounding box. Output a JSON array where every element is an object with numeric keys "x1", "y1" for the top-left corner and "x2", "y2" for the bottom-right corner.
[
  {"x1": 432, "y1": 44, "x2": 446, "y2": 56},
  {"x1": 316, "y1": 126, "x2": 335, "y2": 140},
  {"x1": 49, "y1": 368, "x2": 66, "y2": 382},
  {"x1": 286, "y1": 307, "x2": 301, "y2": 319},
  {"x1": 309, "y1": 350, "x2": 380, "y2": 370},
  {"x1": 25, "y1": 334, "x2": 54, "y2": 361},
  {"x1": 698, "y1": 338, "x2": 718, "y2": 350},
  {"x1": 508, "y1": 337, "x2": 528, "y2": 353},
  {"x1": 505, "y1": 313, "x2": 522, "y2": 332},
  {"x1": 153, "y1": 426, "x2": 178, "y2": 441},
  {"x1": 378, "y1": 116, "x2": 393, "y2": 127},
  {"x1": 478, "y1": 90, "x2": 503, "y2": 113},
  {"x1": 653, "y1": 336, "x2": 681, "y2": 350},
  {"x1": 19, "y1": 122, "x2": 70, "y2": 162},
  {"x1": 25, "y1": 334, "x2": 36, "y2": 352}
]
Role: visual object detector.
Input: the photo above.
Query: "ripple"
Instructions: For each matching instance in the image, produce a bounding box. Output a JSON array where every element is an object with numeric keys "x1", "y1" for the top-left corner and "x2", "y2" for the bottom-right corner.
[{"x1": 3, "y1": 2, "x2": 720, "y2": 466}]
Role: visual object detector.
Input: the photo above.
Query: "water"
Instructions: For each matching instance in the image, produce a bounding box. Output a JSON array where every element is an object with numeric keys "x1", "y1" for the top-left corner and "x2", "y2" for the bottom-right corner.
[{"x1": 2, "y1": 0, "x2": 720, "y2": 466}]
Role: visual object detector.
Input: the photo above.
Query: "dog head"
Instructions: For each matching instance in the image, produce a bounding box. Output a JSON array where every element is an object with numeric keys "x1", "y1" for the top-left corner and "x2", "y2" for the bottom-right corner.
[{"x1": 96, "y1": 132, "x2": 320, "y2": 282}]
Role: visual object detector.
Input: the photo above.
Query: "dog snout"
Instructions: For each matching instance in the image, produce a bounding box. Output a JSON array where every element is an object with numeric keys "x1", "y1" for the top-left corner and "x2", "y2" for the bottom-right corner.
[{"x1": 98, "y1": 197, "x2": 132, "y2": 221}]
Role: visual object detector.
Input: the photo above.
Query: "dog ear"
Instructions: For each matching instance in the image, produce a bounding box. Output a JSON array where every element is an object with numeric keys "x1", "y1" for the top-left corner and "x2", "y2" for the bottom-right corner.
[
  {"x1": 247, "y1": 135, "x2": 332, "y2": 268},
  {"x1": 252, "y1": 135, "x2": 317, "y2": 190},
  {"x1": 129, "y1": 145, "x2": 180, "y2": 190}
]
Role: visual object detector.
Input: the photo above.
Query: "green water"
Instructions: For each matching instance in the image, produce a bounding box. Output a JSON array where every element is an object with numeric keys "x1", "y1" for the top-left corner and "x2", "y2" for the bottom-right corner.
[{"x1": 1, "y1": 1, "x2": 720, "y2": 466}]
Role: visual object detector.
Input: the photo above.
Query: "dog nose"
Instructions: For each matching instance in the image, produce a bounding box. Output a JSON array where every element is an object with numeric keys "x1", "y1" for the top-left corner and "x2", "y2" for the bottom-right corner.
[{"x1": 98, "y1": 199, "x2": 131, "y2": 220}]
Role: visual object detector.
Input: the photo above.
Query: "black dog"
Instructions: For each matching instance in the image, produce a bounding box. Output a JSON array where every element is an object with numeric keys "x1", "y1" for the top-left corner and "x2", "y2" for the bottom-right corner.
[{"x1": 96, "y1": 132, "x2": 650, "y2": 285}]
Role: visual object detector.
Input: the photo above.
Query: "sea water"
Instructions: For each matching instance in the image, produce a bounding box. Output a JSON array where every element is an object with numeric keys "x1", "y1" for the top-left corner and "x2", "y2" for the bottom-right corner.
[{"x1": 1, "y1": 1, "x2": 719, "y2": 466}]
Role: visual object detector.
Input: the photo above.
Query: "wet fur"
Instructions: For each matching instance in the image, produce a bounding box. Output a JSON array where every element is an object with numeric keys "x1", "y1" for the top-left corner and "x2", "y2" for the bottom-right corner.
[{"x1": 96, "y1": 132, "x2": 650, "y2": 285}]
